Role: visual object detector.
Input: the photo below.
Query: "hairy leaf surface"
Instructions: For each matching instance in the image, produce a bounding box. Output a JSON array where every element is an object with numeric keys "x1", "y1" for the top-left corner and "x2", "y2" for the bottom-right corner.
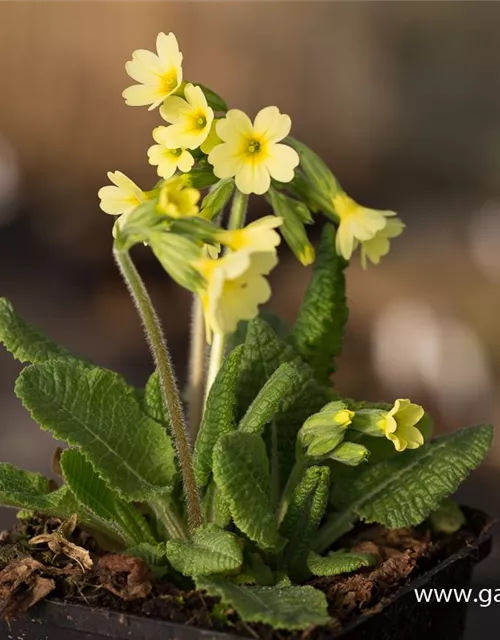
[
  {"x1": 331, "y1": 424, "x2": 493, "y2": 529},
  {"x1": 212, "y1": 432, "x2": 284, "y2": 551},
  {"x1": 0, "y1": 297, "x2": 85, "y2": 365},
  {"x1": 307, "y1": 551, "x2": 376, "y2": 576},
  {"x1": 60, "y1": 449, "x2": 154, "y2": 546},
  {"x1": 197, "y1": 579, "x2": 330, "y2": 630},
  {"x1": 194, "y1": 345, "x2": 244, "y2": 489},
  {"x1": 280, "y1": 466, "x2": 330, "y2": 575},
  {"x1": 16, "y1": 360, "x2": 177, "y2": 501},
  {"x1": 238, "y1": 363, "x2": 303, "y2": 435},
  {"x1": 167, "y1": 524, "x2": 243, "y2": 576},
  {"x1": 291, "y1": 225, "x2": 348, "y2": 384}
]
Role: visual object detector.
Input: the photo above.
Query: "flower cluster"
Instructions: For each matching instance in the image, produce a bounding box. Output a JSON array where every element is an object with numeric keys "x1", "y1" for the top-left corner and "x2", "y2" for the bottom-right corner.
[
  {"x1": 299, "y1": 398, "x2": 426, "y2": 462},
  {"x1": 98, "y1": 31, "x2": 407, "y2": 340}
]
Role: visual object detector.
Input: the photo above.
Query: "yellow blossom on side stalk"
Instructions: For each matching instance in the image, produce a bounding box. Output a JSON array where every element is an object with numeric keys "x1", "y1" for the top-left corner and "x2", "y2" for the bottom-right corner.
[
  {"x1": 208, "y1": 106, "x2": 300, "y2": 195},
  {"x1": 157, "y1": 178, "x2": 200, "y2": 218},
  {"x1": 332, "y1": 192, "x2": 392, "y2": 261},
  {"x1": 148, "y1": 126, "x2": 195, "y2": 179},
  {"x1": 193, "y1": 250, "x2": 278, "y2": 340},
  {"x1": 377, "y1": 399, "x2": 425, "y2": 452},
  {"x1": 159, "y1": 83, "x2": 214, "y2": 150},
  {"x1": 215, "y1": 216, "x2": 282, "y2": 254},
  {"x1": 360, "y1": 217, "x2": 405, "y2": 268},
  {"x1": 98, "y1": 171, "x2": 153, "y2": 216},
  {"x1": 123, "y1": 32, "x2": 183, "y2": 110}
]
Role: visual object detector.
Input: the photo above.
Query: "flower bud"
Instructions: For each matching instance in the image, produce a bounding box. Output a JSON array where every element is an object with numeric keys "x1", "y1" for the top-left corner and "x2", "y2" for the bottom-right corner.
[
  {"x1": 268, "y1": 189, "x2": 315, "y2": 266},
  {"x1": 200, "y1": 179, "x2": 235, "y2": 221},
  {"x1": 299, "y1": 402, "x2": 354, "y2": 458},
  {"x1": 328, "y1": 442, "x2": 369, "y2": 466}
]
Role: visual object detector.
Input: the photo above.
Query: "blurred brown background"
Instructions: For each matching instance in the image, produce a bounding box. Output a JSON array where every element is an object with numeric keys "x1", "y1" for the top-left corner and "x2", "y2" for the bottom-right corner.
[{"x1": 0, "y1": 1, "x2": 499, "y2": 631}]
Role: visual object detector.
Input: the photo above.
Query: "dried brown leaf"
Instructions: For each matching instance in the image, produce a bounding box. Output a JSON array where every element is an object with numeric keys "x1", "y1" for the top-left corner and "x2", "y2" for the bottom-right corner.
[
  {"x1": 0, "y1": 557, "x2": 55, "y2": 621},
  {"x1": 98, "y1": 554, "x2": 151, "y2": 600}
]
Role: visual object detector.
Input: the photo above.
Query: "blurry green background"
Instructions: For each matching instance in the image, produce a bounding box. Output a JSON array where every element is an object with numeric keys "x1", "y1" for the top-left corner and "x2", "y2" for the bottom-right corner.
[{"x1": 0, "y1": 0, "x2": 499, "y2": 619}]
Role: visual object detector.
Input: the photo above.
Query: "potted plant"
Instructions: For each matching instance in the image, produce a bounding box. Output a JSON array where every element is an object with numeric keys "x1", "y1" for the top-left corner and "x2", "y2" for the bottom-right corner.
[{"x1": 0, "y1": 32, "x2": 494, "y2": 640}]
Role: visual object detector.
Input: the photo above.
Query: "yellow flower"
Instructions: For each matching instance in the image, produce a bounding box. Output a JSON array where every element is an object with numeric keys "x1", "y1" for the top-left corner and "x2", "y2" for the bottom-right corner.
[
  {"x1": 159, "y1": 83, "x2": 214, "y2": 150},
  {"x1": 157, "y1": 179, "x2": 200, "y2": 218},
  {"x1": 194, "y1": 250, "x2": 278, "y2": 338},
  {"x1": 122, "y1": 32, "x2": 183, "y2": 110},
  {"x1": 200, "y1": 119, "x2": 223, "y2": 155},
  {"x1": 148, "y1": 126, "x2": 195, "y2": 179},
  {"x1": 332, "y1": 193, "x2": 391, "y2": 261},
  {"x1": 377, "y1": 399, "x2": 425, "y2": 452},
  {"x1": 208, "y1": 106, "x2": 300, "y2": 195},
  {"x1": 360, "y1": 217, "x2": 405, "y2": 268},
  {"x1": 98, "y1": 171, "x2": 150, "y2": 216},
  {"x1": 215, "y1": 216, "x2": 282, "y2": 253}
]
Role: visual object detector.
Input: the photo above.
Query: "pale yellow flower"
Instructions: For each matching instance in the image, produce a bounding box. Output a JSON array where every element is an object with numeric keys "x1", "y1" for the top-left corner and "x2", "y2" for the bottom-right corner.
[
  {"x1": 98, "y1": 171, "x2": 150, "y2": 216},
  {"x1": 123, "y1": 32, "x2": 183, "y2": 110},
  {"x1": 360, "y1": 217, "x2": 405, "y2": 268},
  {"x1": 377, "y1": 399, "x2": 425, "y2": 452},
  {"x1": 332, "y1": 193, "x2": 391, "y2": 261},
  {"x1": 148, "y1": 126, "x2": 195, "y2": 179},
  {"x1": 194, "y1": 250, "x2": 278, "y2": 337},
  {"x1": 200, "y1": 119, "x2": 223, "y2": 155},
  {"x1": 208, "y1": 107, "x2": 300, "y2": 195},
  {"x1": 159, "y1": 83, "x2": 214, "y2": 150},
  {"x1": 215, "y1": 216, "x2": 282, "y2": 253},
  {"x1": 157, "y1": 179, "x2": 200, "y2": 218}
]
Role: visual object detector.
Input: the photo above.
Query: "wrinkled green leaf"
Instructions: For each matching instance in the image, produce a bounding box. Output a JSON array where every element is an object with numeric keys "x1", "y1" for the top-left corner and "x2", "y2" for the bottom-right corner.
[
  {"x1": 0, "y1": 297, "x2": 86, "y2": 365},
  {"x1": 16, "y1": 360, "x2": 177, "y2": 501},
  {"x1": 194, "y1": 345, "x2": 244, "y2": 489},
  {"x1": 238, "y1": 362, "x2": 303, "y2": 435},
  {"x1": 60, "y1": 449, "x2": 154, "y2": 546},
  {"x1": 167, "y1": 524, "x2": 243, "y2": 577},
  {"x1": 280, "y1": 466, "x2": 330, "y2": 576},
  {"x1": 197, "y1": 579, "x2": 330, "y2": 630},
  {"x1": 213, "y1": 432, "x2": 284, "y2": 551},
  {"x1": 307, "y1": 550, "x2": 376, "y2": 576},
  {"x1": 331, "y1": 424, "x2": 493, "y2": 529},
  {"x1": 291, "y1": 225, "x2": 348, "y2": 384},
  {"x1": 125, "y1": 542, "x2": 170, "y2": 578}
]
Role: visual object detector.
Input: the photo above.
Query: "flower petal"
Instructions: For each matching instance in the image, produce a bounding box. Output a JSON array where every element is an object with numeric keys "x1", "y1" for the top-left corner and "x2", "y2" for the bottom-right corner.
[
  {"x1": 216, "y1": 109, "x2": 253, "y2": 142},
  {"x1": 160, "y1": 96, "x2": 192, "y2": 123},
  {"x1": 209, "y1": 143, "x2": 245, "y2": 179},
  {"x1": 254, "y1": 106, "x2": 292, "y2": 143},
  {"x1": 123, "y1": 84, "x2": 161, "y2": 107},
  {"x1": 235, "y1": 162, "x2": 271, "y2": 195},
  {"x1": 265, "y1": 143, "x2": 299, "y2": 183},
  {"x1": 156, "y1": 32, "x2": 183, "y2": 69}
]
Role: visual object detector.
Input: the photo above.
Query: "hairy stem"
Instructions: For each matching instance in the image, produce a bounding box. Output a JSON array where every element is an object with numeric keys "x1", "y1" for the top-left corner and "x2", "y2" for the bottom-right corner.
[
  {"x1": 114, "y1": 247, "x2": 203, "y2": 533},
  {"x1": 204, "y1": 190, "x2": 249, "y2": 398},
  {"x1": 188, "y1": 295, "x2": 206, "y2": 440}
]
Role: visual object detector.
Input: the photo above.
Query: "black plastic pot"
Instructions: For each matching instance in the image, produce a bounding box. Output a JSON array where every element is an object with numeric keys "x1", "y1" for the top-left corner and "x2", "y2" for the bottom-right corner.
[{"x1": 1, "y1": 509, "x2": 494, "y2": 640}]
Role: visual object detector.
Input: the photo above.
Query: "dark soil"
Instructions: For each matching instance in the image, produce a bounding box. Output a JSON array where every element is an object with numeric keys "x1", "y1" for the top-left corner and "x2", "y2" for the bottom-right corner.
[{"x1": 0, "y1": 510, "x2": 490, "y2": 639}]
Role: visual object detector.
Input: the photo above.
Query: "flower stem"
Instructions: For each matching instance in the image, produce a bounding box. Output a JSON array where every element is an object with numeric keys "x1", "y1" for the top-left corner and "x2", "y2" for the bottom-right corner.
[
  {"x1": 187, "y1": 295, "x2": 206, "y2": 440},
  {"x1": 204, "y1": 189, "x2": 249, "y2": 399},
  {"x1": 113, "y1": 247, "x2": 203, "y2": 533},
  {"x1": 276, "y1": 459, "x2": 307, "y2": 524}
]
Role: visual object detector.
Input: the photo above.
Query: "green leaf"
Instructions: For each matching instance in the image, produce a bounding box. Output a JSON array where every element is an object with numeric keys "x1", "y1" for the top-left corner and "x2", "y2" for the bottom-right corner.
[
  {"x1": 200, "y1": 179, "x2": 235, "y2": 220},
  {"x1": 331, "y1": 424, "x2": 493, "y2": 529},
  {"x1": 143, "y1": 370, "x2": 170, "y2": 429},
  {"x1": 212, "y1": 432, "x2": 285, "y2": 551},
  {"x1": 238, "y1": 363, "x2": 303, "y2": 435},
  {"x1": 290, "y1": 225, "x2": 348, "y2": 384},
  {"x1": 307, "y1": 550, "x2": 376, "y2": 576},
  {"x1": 16, "y1": 360, "x2": 177, "y2": 501},
  {"x1": 0, "y1": 298, "x2": 86, "y2": 365},
  {"x1": 193, "y1": 83, "x2": 228, "y2": 112},
  {"x1": 227, "y1": 311, "x2": 289, "y2": 351},
  {"x1": 194, "y1": 345, "x2": 244, "y2": 489},
  {"x1": 167, "y1": 524, "x2": 243, "y2": 577},
  {"x1": 125, "y1": 543, "x2": 170, "y2": 578},
  {"x1": 236, "y1": 318, "x2": 330, "y2": 497},
  {"x1": 196, "y1": 579, "x2": 330, "y2": 630},
  {"x1": 60, "y1": 449, "x2": 154, "y2": 546},
  {"x1": 280, "y1": 466, "x2": 330, "y2": 576}
]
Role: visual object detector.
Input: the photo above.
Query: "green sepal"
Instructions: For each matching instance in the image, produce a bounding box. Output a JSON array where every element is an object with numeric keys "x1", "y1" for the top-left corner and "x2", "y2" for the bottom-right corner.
[
  {"x1": 268, "y1": 189, "x2": 315, "y2": 265},
  {"x1": 200, "y1": 179, "x2": 235, "y2": 220}
]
